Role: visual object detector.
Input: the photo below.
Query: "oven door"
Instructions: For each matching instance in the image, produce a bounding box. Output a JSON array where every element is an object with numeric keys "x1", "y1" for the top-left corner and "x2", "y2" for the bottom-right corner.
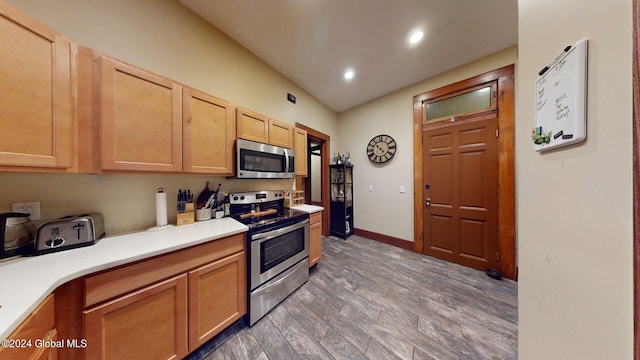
[
  {"x1": 250, "y1": 219, "x2": 309, "y2": 290},
  {"x1": 237, "y1": 139, "x2": 295, "y2": 179}
]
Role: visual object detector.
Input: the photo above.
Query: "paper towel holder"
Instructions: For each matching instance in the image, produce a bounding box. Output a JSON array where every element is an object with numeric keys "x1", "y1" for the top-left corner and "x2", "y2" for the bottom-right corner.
[{"x1": 147, "y1": 187, "x2": 175, "y2": 232}]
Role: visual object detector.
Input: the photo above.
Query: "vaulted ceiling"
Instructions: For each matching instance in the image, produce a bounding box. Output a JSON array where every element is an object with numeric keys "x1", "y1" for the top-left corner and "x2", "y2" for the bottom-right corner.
[{"x1": 179, "y1": 0, "x2": 518, "y2": 113}]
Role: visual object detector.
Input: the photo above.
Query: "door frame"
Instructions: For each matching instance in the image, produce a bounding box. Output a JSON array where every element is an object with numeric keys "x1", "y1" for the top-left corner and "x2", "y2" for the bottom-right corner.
[
  {"x1": 412, "y1": 65, "x2": 516, "y2": 280},
  {"x1": 296, "y1": 122, "x2": 331, "y2": 236},
  {"x1": 632, "y1": 0, "x2": 639, "y2": 357}
]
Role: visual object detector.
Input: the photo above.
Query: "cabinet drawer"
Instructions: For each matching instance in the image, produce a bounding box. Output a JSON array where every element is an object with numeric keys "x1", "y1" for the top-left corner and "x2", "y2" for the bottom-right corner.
[
  {"x1": 84, "y1": 234, "x2": 245, "y2": 307},
  {"x1": 310, "y1": 211, "x2": 322, "y2": 225}
]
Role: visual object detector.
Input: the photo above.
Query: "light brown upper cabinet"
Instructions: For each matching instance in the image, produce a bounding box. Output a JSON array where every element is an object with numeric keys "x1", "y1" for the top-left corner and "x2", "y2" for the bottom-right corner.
[
  {"x1": 236, "y1": 107, "x2": 294, "y2": 149},
  {"x1": 294, "y1": 127, "x2": 307, "y2": 176},
  {"x1": 236, "y1": 107, "x2": 269, "y2": 144},
  {"x1": 0, "y1": 1, "x2": 76, "y2": 171},
  {"x1": 99, "y1": 55, "x2": 182, "y2": 172},
  {"x1": 268, "y1": 118, "x2": 294, "y2": 149},
  {"x1": 183, "y1": 88, "x2": 235, "y2": 175}
]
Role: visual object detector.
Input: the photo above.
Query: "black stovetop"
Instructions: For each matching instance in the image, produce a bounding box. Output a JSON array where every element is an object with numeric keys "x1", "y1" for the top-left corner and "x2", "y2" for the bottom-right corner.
[
  {"x1": 229, "y1": 194, "x2": 309, "y2": 234},
  {"x1": 232, "y1": 208, "x2": 308, "y2": 232}
]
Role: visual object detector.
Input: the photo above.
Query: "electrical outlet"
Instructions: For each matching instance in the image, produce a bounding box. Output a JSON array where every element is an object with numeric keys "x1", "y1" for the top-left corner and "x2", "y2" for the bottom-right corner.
[
  {"x1": 400, "y1": 185, "x2": 406, "y2": 193},
  {"x1": 368, "y1": 185, "x2": 373, "y2": 192},
  {"x1": 11, "y1": 202, "x2": 41, "y2": 220}
]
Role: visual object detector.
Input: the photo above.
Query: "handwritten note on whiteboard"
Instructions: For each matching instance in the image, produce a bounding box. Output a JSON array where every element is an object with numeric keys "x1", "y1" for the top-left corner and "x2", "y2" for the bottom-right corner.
[{"x1": 534, "y1": 39, "x2": 588, "y2": 151}]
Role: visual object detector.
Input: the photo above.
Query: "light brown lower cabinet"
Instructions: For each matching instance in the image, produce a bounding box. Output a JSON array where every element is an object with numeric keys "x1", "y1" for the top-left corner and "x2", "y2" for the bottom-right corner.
[
  {"x1": 309, "y1": 211, "x2": 323, "y2": 267},
  {"x1": 4, "y1": 236, "x2": 246, "y2": 360},
  {"x1": 79, "y1": 234, "x2": 246, "y2": 359},
  {"x1": 188, "y1": 252, "x2": 246, "y2": 350},
  {"x1": 0, "y1": 294, "x2": 56, "y2": 360},
  {"x1": 83, "y1": 275, "x2": 189, "y2": 360}
]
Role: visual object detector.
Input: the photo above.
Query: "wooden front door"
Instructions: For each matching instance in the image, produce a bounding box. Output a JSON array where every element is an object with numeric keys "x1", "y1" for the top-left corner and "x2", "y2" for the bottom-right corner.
[{"x1": 422, "y1": 117, "x2": 499, "y2": 271}]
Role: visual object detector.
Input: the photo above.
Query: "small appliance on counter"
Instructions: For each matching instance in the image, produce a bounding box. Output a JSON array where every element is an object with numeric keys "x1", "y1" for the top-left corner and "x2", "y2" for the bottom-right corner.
[
  {"x1": 34, "y1": 213, "x2": 105, "y2": 255},
  {"x1": 0, "y1": 212, "x2": 35, "y2": 260}
]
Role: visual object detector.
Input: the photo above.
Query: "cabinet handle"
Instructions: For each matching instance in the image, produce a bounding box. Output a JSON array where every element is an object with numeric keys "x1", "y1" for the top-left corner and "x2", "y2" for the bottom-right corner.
[{"x1": 28, "y1": 329, "x2": 57, "y2": 360}]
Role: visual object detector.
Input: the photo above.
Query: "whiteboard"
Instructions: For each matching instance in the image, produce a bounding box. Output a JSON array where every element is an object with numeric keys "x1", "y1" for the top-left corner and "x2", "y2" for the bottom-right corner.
[{"x1": 534, "y1": 39, "x2": 588, "y2": 151}]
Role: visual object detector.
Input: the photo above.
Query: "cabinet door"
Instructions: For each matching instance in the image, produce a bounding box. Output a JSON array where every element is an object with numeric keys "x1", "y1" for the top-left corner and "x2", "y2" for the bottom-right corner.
[
  {"x1": 294, "y1": 127, "x2": 308, "y2": 176},
  {"x1": 236, "y1": 107, "x2": 268, "y2": 143},
  {"x1": 188, "y1": 252, "x2": 246, "y2": 351},
  {"x1": 0, "y1": 3, "x2": 74, "y2": 169},
  {"x1": 309, "y1": 212, "x2": 323, "y2": 267},
  {"x1": 30, "y1": 329, "x2": 58, "y2": 360},
  {"x1": 183, "y1": 88, "x2": 235, "y2": 175},
  {"x1": 83, "y1": 275, "x2": 188, "y2": 360},
  {"x1": 100, "y1": 56, "x2": 182, "y2": 172},
  {"x1": 0, "y1": 294, "x2": 55, "y2": 360},
  {"x1": 269, "y1": 118, "x2": 294, "y2": 149}
]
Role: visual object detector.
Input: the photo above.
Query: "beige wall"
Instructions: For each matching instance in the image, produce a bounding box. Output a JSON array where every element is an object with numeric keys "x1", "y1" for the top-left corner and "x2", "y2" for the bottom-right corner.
[
  {"x1": 2, "y1": 0, "x2": 636, "y2": 357},
  {"x1": 337, "y1": 46, "x2": 517, "y2": 242},
  {"x1": 517, "y1": 0, "x2": 633, "y2": 358},
  {"x1": 6, "y1": 0, "x2": 337, "y2": 135},
  {"x1": 1, "y1": 0, "x2": 338, "y2": 235}
]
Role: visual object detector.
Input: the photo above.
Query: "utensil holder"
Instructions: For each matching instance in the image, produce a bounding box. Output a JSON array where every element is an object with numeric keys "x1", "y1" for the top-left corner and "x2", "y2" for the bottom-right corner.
[
  {"x1": 195, "y1": 208, "x2": 212, "y2": 221},
  {"x1": 284, "y1": 190, "x2": 304, "y2": 208}
]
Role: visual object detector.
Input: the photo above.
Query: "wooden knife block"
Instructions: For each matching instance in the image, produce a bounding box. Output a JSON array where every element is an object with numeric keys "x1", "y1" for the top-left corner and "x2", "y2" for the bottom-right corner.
[{"x1": 177, "y1": 203, "x2": 195, "y2": 226}]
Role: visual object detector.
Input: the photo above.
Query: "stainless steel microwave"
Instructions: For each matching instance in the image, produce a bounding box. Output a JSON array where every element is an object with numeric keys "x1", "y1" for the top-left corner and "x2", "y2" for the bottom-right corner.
[{"x1": 236, "y1": 139, "x2": 295, "y2": 179}]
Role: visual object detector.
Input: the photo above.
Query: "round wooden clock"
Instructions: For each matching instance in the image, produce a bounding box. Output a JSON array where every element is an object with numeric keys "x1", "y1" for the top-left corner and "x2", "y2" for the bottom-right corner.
[{"x1": 366, "y1": 134, "x2": 397, "y2": 163}]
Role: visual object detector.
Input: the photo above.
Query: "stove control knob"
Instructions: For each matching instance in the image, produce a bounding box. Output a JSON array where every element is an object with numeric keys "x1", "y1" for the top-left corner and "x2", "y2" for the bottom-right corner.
[
  {"x1": 233, "y1": 196, "x2": 239, "y2": 201},
  {"x1": 240, "y1": 196, "x2": 245, "y2": 200}
]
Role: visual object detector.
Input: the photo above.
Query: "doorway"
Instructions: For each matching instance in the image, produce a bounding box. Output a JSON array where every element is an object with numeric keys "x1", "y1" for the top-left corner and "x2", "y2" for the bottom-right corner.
[
  {"x1": 296, "y1": 123, "x2": 331, "y2": 236},
  {"x1": 413, "y1": 65, "x2": 516, "y2": 279},
  {"x1": 307, "y1": 139, "x2": 322, "y2": 206}
]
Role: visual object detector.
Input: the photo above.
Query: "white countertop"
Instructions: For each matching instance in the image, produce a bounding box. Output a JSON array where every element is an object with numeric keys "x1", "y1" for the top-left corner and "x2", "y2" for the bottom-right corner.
[
  {"x1": 289, "y1": 204, "x2": 324, "y2": 213},
  {"x1": 0, "y1": 218, "x2": 248, "y2": 341}
]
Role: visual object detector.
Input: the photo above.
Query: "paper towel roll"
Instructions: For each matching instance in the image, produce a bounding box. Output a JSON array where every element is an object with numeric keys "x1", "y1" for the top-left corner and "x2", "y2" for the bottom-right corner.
[{"x1": 156, "y1": 188, "x2": 168, "y2": 226}]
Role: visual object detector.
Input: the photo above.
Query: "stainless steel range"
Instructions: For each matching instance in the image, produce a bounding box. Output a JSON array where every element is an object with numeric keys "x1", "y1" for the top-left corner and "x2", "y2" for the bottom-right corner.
[{"x1": 229, "y1": 190, "x2": 310, "y2": 326}]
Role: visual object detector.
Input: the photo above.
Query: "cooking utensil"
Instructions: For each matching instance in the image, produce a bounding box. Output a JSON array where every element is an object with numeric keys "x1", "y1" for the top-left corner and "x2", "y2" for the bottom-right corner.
[
  {"x1": 204, "y1": 183, "x2": 222, "y2": 209},
  {"x1": 196, "y1": 182, "x2": 213, "y2": 208}
]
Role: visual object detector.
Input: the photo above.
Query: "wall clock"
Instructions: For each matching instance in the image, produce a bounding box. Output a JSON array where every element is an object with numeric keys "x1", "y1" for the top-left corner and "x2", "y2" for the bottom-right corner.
[{"x1": 366, "y1": 134, "x2": 397, "y2": 163}]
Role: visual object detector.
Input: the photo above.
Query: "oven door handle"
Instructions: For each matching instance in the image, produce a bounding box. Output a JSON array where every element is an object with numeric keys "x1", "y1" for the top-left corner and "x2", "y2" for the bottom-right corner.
[{"x1": 251, "y1": 218, "x2": 309, "y2": 241}]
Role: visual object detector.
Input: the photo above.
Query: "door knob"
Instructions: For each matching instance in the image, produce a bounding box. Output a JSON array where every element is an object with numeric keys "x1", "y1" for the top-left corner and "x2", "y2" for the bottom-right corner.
[{"x1": 425, "y1": 198, "x2": 431, "y2": 206}]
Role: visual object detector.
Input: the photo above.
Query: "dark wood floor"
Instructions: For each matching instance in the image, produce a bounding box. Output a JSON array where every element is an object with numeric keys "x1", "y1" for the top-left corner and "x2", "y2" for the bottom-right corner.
[{"x1": 196, "y1": 235, "x2": 517, "y2": 360}]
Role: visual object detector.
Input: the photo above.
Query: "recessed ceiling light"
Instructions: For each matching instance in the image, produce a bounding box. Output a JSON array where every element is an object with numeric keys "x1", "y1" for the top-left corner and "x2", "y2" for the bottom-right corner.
[
  {"x1": 344, "y1": 69, "x2": 355, "y2": 81},
  {"x1": 409, "y1": 31, "x2": 424, "y2": 45}
]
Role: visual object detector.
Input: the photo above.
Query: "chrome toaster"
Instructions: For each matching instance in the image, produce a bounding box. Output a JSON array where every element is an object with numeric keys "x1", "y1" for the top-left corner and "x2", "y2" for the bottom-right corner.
[{"x1": 34, "y1": 213, "x2": 105, "y2": 255}]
